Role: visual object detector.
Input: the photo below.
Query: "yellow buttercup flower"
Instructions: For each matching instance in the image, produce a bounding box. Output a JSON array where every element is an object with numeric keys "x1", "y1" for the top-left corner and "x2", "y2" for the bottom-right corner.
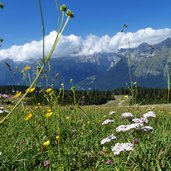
[
  {"x1": 13, "y1": 91, "x2": 22, "y2": 98},
  {"x1": 56, "y1": 135, "x2": 60, "y2": 140},
  {"x1": 45, "y1": 88, "x2": 52, "y2": 93},
  {"x1": 47, "y1": 109, "x2": 51, "y2": 113},
  {"x1": 45, "y1": 112, "x2": 52, "y2": 118},
  {"x1": 43, "y1": 140, "x2": 50, "y2": 147},
  {"x1": 24, "y1": 112, "x2": 32, "y2": 121},
  {"x1": 26, "y1": 87, "x2": 35, "y2": 93},
  {"x1": 23, "y1": 66, "x2": 31, "y2": 71},
  {"x1": 124, "y1": 95, "x2": 129, "y2": 98}
]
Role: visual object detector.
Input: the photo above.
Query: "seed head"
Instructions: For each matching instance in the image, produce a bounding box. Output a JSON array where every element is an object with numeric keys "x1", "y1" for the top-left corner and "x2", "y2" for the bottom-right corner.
[
  {"x1": 60, "y1": 4, "x2": 67, "y2": 12},
  {"x1": 66, "y1": 10, "x2": 74, "y2": 18}
]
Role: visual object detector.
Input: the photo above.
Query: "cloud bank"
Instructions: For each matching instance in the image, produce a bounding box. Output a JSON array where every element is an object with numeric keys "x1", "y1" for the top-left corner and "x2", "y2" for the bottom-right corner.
[{"x1": 0, "y1": 28, "x2": 171, "y2": 61}]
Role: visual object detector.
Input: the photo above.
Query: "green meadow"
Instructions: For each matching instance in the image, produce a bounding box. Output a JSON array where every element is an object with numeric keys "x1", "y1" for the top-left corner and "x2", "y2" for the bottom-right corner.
[{"x1": 1, "y1": 97, "x2": 171, "y2": 170}]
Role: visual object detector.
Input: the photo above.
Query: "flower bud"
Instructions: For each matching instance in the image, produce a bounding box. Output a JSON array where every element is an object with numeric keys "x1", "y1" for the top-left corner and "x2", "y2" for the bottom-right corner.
[
  {"x1": 66, "y1": 10, "x2": 74, "y2": 18},
  {"x1": 60, "y1": 4, "x2": 67, "y2": 12}
]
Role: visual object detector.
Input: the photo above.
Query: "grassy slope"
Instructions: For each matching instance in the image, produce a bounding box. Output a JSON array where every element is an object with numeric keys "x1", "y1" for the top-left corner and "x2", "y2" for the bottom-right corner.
[{"x1": 0, "y1": 101, "x2": 171, "y2": 170}]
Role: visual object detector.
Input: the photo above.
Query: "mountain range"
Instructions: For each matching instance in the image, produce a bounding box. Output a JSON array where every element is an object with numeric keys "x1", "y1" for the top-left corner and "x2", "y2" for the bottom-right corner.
[{"x1": 0, "y1": 37, "x2": 171, "y2": 90}]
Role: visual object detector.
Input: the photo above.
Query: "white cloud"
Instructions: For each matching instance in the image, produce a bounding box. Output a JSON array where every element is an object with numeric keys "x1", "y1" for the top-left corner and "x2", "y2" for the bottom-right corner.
[{"x1": 0, "y1": 27, "x2": 171, "y2": 61}]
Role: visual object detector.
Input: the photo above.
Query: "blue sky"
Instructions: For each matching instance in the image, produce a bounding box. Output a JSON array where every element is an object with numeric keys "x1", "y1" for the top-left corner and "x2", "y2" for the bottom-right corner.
[
  {"x1": 0, "y1": 0, "x2": 171, "y2": 47},
  {"x1": 0, "y1": 0, "x2": 171, "y2": 61}
]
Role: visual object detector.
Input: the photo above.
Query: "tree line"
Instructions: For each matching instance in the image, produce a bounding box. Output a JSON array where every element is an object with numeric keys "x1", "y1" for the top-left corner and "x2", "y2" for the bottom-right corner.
[{"x1": 1, "y1": 85, "x2": 171, "y2": 105}]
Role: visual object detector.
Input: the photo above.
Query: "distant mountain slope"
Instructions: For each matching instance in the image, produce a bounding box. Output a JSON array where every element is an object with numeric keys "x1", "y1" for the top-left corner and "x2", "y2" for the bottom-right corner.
[{"x1": 0, "y1": 38, "x2": 171, "y2": 90}]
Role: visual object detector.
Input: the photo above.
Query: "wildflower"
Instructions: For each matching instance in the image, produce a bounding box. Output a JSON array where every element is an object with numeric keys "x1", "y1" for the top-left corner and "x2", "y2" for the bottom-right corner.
[
  {"x1": 124, "y1": 95, "x2": 129, "y2": 98},
  {"x1": 105, "y1": 159, "x2": 113, "y2": 165},
  {"x1": 44, "y1": 160, "x2": 50, "y2": 168},
  {"x1": 47, "y1": 109, "x2": 51, "y2": 113},
  {"x1": 45, "y1": 88, "x2": 52, "y2": 93},
  {"x1": 60, "y1": 4, "x2": 67, "y2": 12},
  {"x1": 132, "y1": 117, "x2": 148, "y2": 124},
  {"x1": 45, "y1": 112, "x2": 52, "y2": 118},
  {"x1": 26, "y1": 87, "x2": 35, "y2": 93},
  {"x1": 23, "y1": 66, "x2": 31, "y2": 71},
  {"x1": 102, "y1": 119, "x2": 114, "y2": 125},
  {"x1": 66, "y1": 116, "x2": 70, "y2": 120},
  {"x1": 132, "y1": 139, "x2": 139, "y2": 145},
  {"x1": 109, "y1": 111, "x2": 115, "y2": 115},
  {"x1": 100, "y1": 134, "x2": 117, "y2": 145},
  {"x1": 121, "y1": 112, "x2": 134, "y2": 119},
  {"x1": 13, "y1": 91, "x2": 22, "y2": 98},
  {"x1": 70, "y1": 79, "x2": 73, "y2": 83},
  {"x1": 43, "y1": 140, "x2": 50, "y2": 147},
  {"x1": 143, "y1": 111, "x2": 156, "y2": 119},
  {"x1": 112, "y1": 143, "x2": 134, "y2": 155},
  {"x1": 4, "y1": 110, "x2": 9, "y2": 113},
  {"x1": 56, "y1": 135, "x2": 60, "y2": 140},
  {"x1": 66, "y1": 10, "x2": 74, "y2": 18},
  {"x1": 24, "y1": 112, "x2": 32, "y2": 121},
  {"x1": 116, "y1": 123, "x2": 142, "y2": 133},
  {"x1": 139, "y1": 126, "x2": 154, "y2": 132}
]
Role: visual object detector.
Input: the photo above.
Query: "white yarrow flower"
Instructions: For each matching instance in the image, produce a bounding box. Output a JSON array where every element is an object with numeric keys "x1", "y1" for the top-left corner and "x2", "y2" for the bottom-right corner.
[
  {"x1": 100, "y1": 134, "x2": 117, "y2": 145},
  {"x1": 116, "y1": 123, "x2": 142, "y2": 133},
  {"x1": 121, "y1": 112, "x2": 134, "y2": 119},
  {"x1": 112, "y1": 143, "x2": 134, "y2": 155},
  {"x1": 0, "y1": 106, "x2": 4, "y2": 110},
  {"x1": 132, "y1": 117, "x2": 148, "y2": 124},
  {"x1": 102, "y1": 119, "x2": 114, "y2": 125},
  {"x1": 139, "y1": 126, "x2": 154, "y2": 132},
  {"x1": 143, "y1": 111, "x2": 156, "y2": 119},
  {"x1": 109, "y1": 111, "x2": 115, "y2": 115}
]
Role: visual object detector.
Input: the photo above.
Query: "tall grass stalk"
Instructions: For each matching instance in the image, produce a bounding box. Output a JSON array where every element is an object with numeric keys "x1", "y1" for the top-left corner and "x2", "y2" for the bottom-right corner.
[
  {"x1": 125, "y1": 35, "x2": 137, "y2": 105},
  {"x1": 0, "y1": 1, "x2": 73, "y2": 124},
  {"x1": 166, "y1": 65, "x2": 170, "y2": 104}
]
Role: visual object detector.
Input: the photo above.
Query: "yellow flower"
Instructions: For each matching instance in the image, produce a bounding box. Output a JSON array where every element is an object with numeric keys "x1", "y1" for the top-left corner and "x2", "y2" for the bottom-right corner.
[
  {"x1": 23, "y1": 66, "x2": 31, "y2": 71},
  {"x1": 43, "y1": 140, "x2": 50, "y2": 147},
  {"x1": 56, "y1": 135, "x2": 60, "y2": 140},
  {"x1": 124, "y1": 95, "x2": 129, "y2": 98},
  {"x1": 45, "y1": 112, "x2": 52, "y2": 118},
  {"x1": 13, "y1": 91, "x2": 22, "y2": 98},
  {"x1": 66, "y1": 116, "x2": 70, "y2": 120},
  {"x1": 26, "y1": 87, "x2": 35, "y2": 93},
  {"x1": 45, "y1": 88, "x2": 52, "y2": 93},
  {"x1": 47, "y1": 109, "x2": 51, "y2": 113},
  {"x1": 24, "y1": 112, "x2": 32, "y2": 121}
]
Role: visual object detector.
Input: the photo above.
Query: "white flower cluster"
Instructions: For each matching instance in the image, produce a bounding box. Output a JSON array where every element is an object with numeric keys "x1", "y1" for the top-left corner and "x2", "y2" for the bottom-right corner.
[
  {"x1": 100, "y1": 110, "x2": 156, "y2": 156},
  {"x1": 139, "y1": 126, "x2": 154, "y2": 132},
  {"x1": 0, "y1": 106, "x2": 9, "y2": 114},
  {"x1": 102, "y1": 119, "x2": 114, "y2": 125},
  {"x1": 112, "y1": 143, "x2": 134, "y2": 155},
  {"x1": 132, "y1": 117, "x2": 148, "y2": 124},
  {"x1": 109, "y1": 111, "x2": 115, "y2": 115},
  {"x1": 100, "y1": 134, "x2": 117, "y2": 145},
  {"x1": 143, "y1": 111, "x2": 156, "y2": 119},
  {"x1": 116, "y1": 123, "x2": 142, "y2": 133},
  {"x1": 121, "y1": 112, "x2": 134, "y2": 119}
]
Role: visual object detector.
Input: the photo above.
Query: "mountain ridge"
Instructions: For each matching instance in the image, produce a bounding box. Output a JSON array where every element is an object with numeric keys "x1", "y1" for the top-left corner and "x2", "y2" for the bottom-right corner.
[{"x1": 0, "y1": 37, "x2": 171, "y2": 90}]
